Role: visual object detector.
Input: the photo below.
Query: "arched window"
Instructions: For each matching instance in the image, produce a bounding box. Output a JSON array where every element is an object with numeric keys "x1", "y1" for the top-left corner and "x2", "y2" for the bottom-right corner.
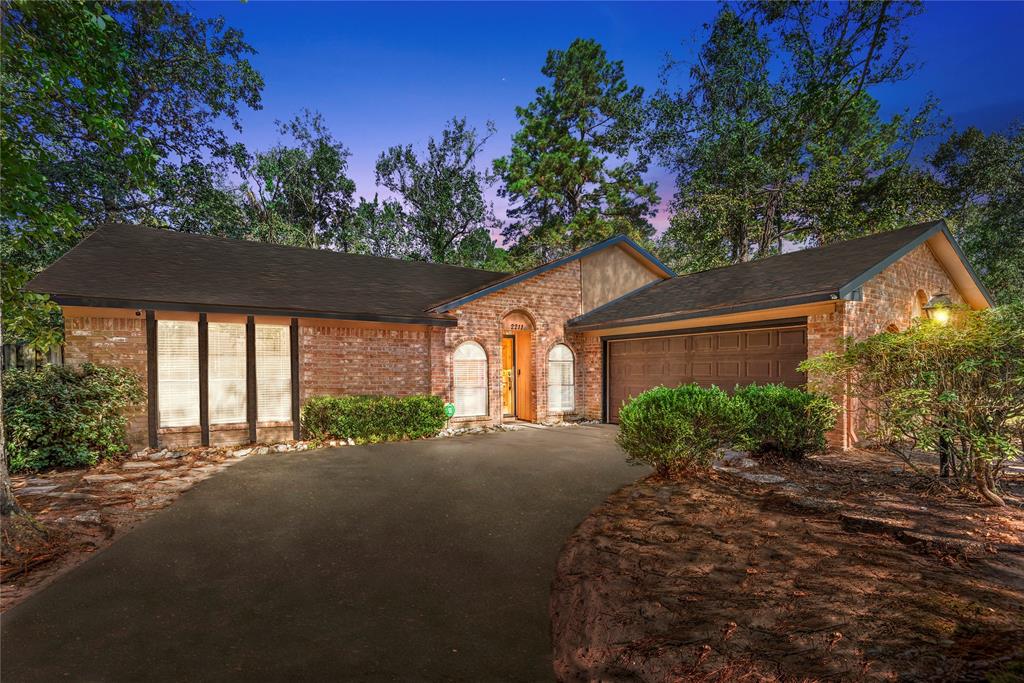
[
  {"x1": 453, "y1": 341, "x2": 487, "y2": 417},
  {"x1": 547, "y1": 344, "x2": 575, "y2": 413}
]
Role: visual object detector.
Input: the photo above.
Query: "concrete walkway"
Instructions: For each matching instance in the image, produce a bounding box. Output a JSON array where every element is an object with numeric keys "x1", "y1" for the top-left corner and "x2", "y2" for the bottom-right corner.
[{"x1": 1, "y1": 425, "x2": 641, "y2": 682}]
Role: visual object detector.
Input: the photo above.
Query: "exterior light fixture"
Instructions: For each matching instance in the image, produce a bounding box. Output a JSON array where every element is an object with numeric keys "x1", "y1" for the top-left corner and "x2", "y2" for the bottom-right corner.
[{"x1": 923, "y1": 293, "x2": 953, "y2": 325}]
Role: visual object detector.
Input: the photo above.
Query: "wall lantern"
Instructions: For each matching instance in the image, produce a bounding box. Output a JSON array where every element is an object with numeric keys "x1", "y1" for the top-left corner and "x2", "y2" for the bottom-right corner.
[{"x1": 923, "y1": 293, "x2": 953, "y2": 325}]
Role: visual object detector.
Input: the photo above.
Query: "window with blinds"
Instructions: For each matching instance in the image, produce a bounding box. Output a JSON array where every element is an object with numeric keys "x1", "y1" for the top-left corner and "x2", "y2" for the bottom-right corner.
[
  {"x1": 157, "y1": 320, "x2": 200, "y2": 427},
  {"x1": 256, "y1": 325, "x2": 291, "y2": 422},
  {"x1": 453, "y1": 341, "x2": 487, "y2": 417},
  {"x1": 547, "y1": 344, "x2": 575, "y2": 413},
  {"x1": 208, "y1": 322, "x2": 247, "y2": 424}
]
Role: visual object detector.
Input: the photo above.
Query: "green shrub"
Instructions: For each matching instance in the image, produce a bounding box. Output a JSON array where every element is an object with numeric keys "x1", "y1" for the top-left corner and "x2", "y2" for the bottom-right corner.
[
  {"x1": 616, "y1": 384, "x2": 751, "y2": 475},
  {"x1": 801, "y1": 302, "x2": 1024, "y2": 506},
  {"x1": 3, "y1": 363, "x2": 144, "y2": 472},
  {"x1": 732, "y1": 384, "x2": 838, "y2": 459},
  {"x1": 301, "y1": 394, "x2": 446, "y2": 443}
]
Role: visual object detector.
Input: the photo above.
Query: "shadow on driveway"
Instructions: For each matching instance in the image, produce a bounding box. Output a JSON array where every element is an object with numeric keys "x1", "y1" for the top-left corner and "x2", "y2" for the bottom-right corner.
[{"x1": 2, "y1": 425, "x2": 641, "y2": 682}]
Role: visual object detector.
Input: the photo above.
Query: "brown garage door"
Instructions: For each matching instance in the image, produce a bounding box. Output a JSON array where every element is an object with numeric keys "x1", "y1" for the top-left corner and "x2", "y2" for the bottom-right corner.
[{"x1": 607, "y1": 324, "x2": 807, "y2": 423}]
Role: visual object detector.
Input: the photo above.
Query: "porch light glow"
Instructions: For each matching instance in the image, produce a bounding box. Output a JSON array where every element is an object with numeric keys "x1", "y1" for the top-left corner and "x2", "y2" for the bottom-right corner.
[{"x1": 923, "y1": 293, "x2": 953, "y2": 325}]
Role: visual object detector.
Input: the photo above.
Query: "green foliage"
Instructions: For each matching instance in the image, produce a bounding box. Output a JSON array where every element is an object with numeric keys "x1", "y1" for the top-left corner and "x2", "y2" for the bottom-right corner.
[
  {"x1": 732, "y1": 384, "x2": 837, "y2": 459},
  {"x1": 1, "y1": 0, "x2": 261, "y2": 348},
  {"x1": 233, "y1": 110, "x2": 357, "y2": 250},
  {"x1": 376, "y1": 117, "x2": 501, "y2": 267},
  {"x1": 494, "y1": 38, "x2": 657, "y2": 265},
  {"x1": 650, "y1": 2, "x2": 940, "y2": 272},
  {"x1": 929, "y1": 125, "x2": 1024, "y2": 305},
  {"x1": 616, "y1": 385, "x2": 751, "y2": 475},
  {"x1": 801, "y1": 304, "x2": 1024, "y2": 504},
  {"x1": 301, "y1": 395, "x2": 447, "y2": 444},
  {"x1": 3, "y1": 363, "x2": 144, "y2": 473}
]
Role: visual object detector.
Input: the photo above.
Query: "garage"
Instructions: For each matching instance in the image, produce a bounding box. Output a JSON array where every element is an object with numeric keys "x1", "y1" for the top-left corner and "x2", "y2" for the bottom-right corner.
[{"x1": 606, "y1": 323, "x2": 808, "y2": 423}]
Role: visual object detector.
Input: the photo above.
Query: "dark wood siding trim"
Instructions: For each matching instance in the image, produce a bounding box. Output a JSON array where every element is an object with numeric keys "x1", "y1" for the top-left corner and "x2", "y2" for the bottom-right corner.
[
  {"x1": 290, "y1": 318, "x2": 300, "y2": 440},
  {"x1": 246, "y1": 315, "x2": 257, "y2": 443},
  {"x1": 198, "y1": 313, "x2": 209, "y2": 446},
  {"x1": 146, "y1": 310, "x2": 158, "y2": 448}
]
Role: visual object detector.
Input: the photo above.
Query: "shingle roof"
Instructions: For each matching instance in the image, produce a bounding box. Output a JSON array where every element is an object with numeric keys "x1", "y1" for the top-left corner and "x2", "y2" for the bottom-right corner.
[
  {"x1": 568, "y1": 221, "x2": 947, "y2": 330},
  {"x1": 27, "y1": 224, "x2": 506, "y2": 326}
]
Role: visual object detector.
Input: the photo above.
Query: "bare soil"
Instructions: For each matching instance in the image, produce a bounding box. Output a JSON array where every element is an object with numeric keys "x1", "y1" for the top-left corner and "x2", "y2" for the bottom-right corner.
[{"x1": 551, "y1": 450, "x2": 1024, "y2": 682}]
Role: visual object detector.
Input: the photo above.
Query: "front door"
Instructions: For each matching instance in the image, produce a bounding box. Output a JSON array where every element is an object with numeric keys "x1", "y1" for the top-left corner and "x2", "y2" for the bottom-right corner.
[{"x1": 501, "y1": 335, "x2": 516, "y2": 416}]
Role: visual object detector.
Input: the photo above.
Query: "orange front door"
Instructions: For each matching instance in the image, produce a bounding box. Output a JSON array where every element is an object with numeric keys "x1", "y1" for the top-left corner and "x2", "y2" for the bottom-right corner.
[{"x1": 501, "y1": 336, "x2": 515, "y2": 416}]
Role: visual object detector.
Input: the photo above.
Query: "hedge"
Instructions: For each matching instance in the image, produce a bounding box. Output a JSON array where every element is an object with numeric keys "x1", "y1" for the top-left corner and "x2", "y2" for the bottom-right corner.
[
  {"x1": 732, "y1": 383, "x2": 838, "y2": 459},
  {"x1": 616, "y1": 385, "x2": 752, "y2": 475},
  {"x1": 3, "y1": 363, "x2": 144, "y2": 472},
  {"x1": 301, "y1": 394, "x2": 447, "y2": 443}
]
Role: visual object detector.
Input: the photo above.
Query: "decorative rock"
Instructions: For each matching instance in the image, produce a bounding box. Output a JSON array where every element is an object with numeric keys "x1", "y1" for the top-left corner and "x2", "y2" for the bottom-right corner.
[
  {"x1": 715, "y1": 467, "x2": 787, "y2": 484},
  {"x1": 83, "y1": 474, "x2": 125, "y2": 484},
  {"x1": 274, "y1": 444, "x2": 289, "y2": 452},
  {"x1": 123, "y1": 461, "x2": 161, "y2": 470},
  {"x1": 166, "y1": 450, "x2": 186, "y2": 459},
  {"x1": 16, "y1": 485, "x2": 60, "y2": 496},
  {"x1": 72, "y1": 510, "x2": 102, "y2": 524},
  {"x1": 346, "y1": 438, "x2": 356, "y2": 446},
  {"x1": 736, "y1": 472, "x2": 786, "y2": 484},
  {"x1": 232, "y1": 447, "x2": 253, "y2": 457},
  {"x1": 839, "y1": 512, "x2": 914, "y2": 534},
  {"x1": 255, "y1": 446, "x2": 270, "y2": 455}
]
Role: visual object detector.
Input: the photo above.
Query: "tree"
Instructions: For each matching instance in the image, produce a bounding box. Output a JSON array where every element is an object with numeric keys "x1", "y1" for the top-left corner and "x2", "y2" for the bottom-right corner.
[
  {"x1": 1, "y1": 0, "x2": 262, "y2": 347},
  {"x1": 376, "y1": 117, "x2": 502, "y2": 267},
  {"x1": 351, "y1": 195, "x2": 413, "y2": 259},
  {"x1": 1, "y1": 0, "x2": 155, "y2": 549},
  {"x1": 234, "y1": 110, "x2": 358, "y2": 250},
  {"x1": 929, "y1": 125, "x2": 1024, "y2": 305},
  {"x1": 652, "y1": 2, "x2": 940, "y2": 272},
  {"x1": 494, "y1": 38, "x2": 658, "y2": 264}
]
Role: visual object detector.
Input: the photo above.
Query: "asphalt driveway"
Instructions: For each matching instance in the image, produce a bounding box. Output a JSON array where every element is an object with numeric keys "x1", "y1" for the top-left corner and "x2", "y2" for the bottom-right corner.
[{"x1": 1, "y1": 424, "x2": 641, "y2": 682}]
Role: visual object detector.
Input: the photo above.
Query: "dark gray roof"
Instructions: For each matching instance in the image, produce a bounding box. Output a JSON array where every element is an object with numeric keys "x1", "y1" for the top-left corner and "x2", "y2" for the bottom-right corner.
[
  {"x1": 27, "y1": 224, "x2": 506, "y2": 326},
  {"x1": 569, "y1": 221, "x2": 952, "y2": 330}
]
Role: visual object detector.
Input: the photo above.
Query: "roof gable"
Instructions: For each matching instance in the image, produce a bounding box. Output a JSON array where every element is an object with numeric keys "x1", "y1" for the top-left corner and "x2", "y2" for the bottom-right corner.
[
  {"x1": 569, "y1": 220, "x2": 992, "y2": 330},
  {"x1": 429, "y1": 235, "x2": 674, "y2": 312}
]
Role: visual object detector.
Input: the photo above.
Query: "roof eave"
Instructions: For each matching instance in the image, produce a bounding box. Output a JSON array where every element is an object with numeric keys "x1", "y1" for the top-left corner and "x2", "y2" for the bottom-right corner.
[
  {"x1": 567, "y1": 291, "x2": 838, "y2": 331},
  {"x1": 50, "y1": 294, "x2": 459, "y2": 327}
]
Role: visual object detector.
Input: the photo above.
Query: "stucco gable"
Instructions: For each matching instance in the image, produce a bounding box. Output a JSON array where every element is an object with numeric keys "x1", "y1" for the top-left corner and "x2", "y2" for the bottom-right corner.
[{"x1": 430, "y1": 235, "x2": 673, "y2": 313}]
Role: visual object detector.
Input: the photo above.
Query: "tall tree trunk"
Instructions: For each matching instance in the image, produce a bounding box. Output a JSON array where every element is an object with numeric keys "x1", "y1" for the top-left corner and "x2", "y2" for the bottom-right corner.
[{"x1": 0, "y1": 304, "x2": 20, "y2": 516}]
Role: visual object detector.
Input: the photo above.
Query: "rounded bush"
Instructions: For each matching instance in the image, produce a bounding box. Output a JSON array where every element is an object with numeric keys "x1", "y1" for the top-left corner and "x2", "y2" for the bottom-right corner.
[
  {"x1": 732, "y1": 383, "x2": 838, "y2": 459},
  {"x1": 301, "y1": 394, "x2": 446, "y2": 443},
  {"x1": 3, "y1": 363, "x2": 144, "y2": 472},
  {"x1": 616, "y1": 384, "x2": 752, "y2": 475}
]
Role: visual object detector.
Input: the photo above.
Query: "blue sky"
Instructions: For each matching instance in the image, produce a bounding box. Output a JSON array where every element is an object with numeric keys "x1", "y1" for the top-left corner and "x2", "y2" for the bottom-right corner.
[{"x1": 188, "y1": 1, "x2": 1024, "y2": 234}]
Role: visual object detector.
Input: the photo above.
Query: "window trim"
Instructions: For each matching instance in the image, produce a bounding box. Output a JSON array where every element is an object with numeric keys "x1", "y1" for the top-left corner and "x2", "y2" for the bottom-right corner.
[
  {"x1": 547, "y1": 343, "x2": 575, "y2": 414},
  {"x1": 452, "y1": 340, "x2": 489, "y2": 418}
]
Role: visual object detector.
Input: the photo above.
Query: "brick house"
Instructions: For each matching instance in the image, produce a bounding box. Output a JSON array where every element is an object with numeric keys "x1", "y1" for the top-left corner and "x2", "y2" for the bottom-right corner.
[{"x1": 27, "y1": 220, "x2": 992, "y2": 451}]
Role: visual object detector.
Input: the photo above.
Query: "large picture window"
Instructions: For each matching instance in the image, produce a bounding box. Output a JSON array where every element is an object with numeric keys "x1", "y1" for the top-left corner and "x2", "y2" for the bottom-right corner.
[
  {"x1": 157, "y1": 320, "x2": 199, "y2": 427},
  {"x1": 208, "y1": 322, "x2": 247, "y2": 424},
  {"x1": 453, "y1": 341, "x2": 487, "y2": 417},
  {"x1": 547, "y1": 344, "x2": 575, "y2": 413},
  {"x1": 256, "y1": 325, "x2": 291, "y2": 422}
]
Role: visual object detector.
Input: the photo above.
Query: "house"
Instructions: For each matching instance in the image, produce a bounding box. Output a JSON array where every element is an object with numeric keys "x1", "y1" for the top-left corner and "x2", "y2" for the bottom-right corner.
[{"x1": 27, "y1": 220, "x2": 992, "y2": 451}]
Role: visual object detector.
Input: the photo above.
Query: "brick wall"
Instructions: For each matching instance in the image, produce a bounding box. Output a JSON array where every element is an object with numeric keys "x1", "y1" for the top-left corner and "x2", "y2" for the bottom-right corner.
[
  {"x1": 441, "y1": 261, "x2": 585, "y2": 425},
  {"x1": 806, "y1": 242, "x2": 965, "y2": 448},
  {"x1": 64, "y1": 310, "x2": 149, "y2": 450},
  {"x1": 298, "y1": 320, "x2": 431, "y2": 402}
]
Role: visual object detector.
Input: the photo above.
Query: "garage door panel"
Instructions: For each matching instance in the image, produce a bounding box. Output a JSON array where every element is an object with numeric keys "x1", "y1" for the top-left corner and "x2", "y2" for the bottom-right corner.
[{"x1": 607, "y1": 323, "x2": 808, "y2": 422}]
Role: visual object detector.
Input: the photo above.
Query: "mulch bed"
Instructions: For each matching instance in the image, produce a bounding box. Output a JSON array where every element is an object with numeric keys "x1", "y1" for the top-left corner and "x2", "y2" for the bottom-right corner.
[{"x1": 551, "y1": 450, "x2": 1024, "y2": 682}]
